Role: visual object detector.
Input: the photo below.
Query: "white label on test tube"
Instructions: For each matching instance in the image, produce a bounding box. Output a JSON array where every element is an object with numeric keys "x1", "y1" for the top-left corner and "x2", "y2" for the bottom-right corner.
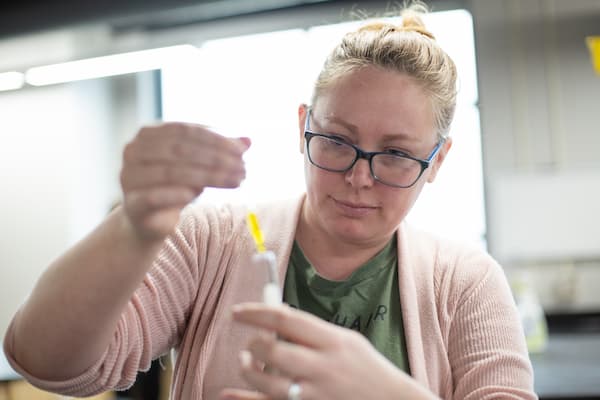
[
  {"x1": 263, "y1": 283, "x2": 282, "y2": 306},
  {"x1": 252, "y1": 251, "x2": 281, "y2": 305}
]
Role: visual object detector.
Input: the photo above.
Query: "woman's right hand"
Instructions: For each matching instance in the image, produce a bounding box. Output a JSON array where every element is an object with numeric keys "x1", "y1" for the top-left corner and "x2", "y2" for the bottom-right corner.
[{"x1": 120, "y1": 122, "x2": 251, "y2": 242}]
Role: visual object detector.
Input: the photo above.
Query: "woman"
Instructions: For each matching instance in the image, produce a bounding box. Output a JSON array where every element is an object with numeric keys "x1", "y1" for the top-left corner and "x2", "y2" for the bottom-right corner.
[{"x1": 3, "y1": 3, "x2": 536, "y2": 400}]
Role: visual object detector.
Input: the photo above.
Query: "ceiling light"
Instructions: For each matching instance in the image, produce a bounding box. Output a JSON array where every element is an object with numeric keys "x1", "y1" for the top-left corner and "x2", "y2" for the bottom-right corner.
[
  {"x1": 25, "y1": 44, "x2": 198, "y2": 86},
  {"x1": 0, "y1": 71, "x2": 25, "y2": 91}
]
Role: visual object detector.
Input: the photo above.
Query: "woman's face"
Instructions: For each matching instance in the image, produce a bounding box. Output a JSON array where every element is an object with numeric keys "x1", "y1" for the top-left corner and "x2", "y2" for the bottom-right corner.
[{"x1": 298, "y1": 66, "x2": 451, "y2": 247}]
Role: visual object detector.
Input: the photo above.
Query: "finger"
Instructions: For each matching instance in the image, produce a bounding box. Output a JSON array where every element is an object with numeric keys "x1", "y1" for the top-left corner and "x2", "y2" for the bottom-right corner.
[
  {"x1": 246, "y1": 335, "x2": 318, "y2": 380},
  {"x1": 124, "y1": 138, "x2": 247, "y2": 171},
  {"x1": 121, "y1": 162, "x2": 246, "y2": 191},
  {"x1": 125, "y1": 186, "x2": 199, "y2": 213},
  {"x1": 232, "y1": 303, "x2": 341, "y2": 350},
  {"x1": 126, "y1": 123, "x2": 250, "y2": 164},
  {"x1": 219, "y1": 389, "x2": 269, "y2": 400},
  {"x1": 124, "y1": 187, "x2": 200, "y2": 237},
  {"x1": 143, "y1": 122, "x2": 250, "y2": 156},
  {"x1": 237, "y1": 350, "x2": 291, "y2": 400}
]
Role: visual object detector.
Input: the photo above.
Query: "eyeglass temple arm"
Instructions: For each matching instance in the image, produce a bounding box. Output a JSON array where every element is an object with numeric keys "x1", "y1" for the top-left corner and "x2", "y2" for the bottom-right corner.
[{"x1": 425, "y1": 138, "x2": 445, "y2": 162}]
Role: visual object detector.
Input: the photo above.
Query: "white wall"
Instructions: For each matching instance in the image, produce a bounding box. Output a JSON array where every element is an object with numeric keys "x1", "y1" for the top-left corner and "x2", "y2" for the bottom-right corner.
[{"x1": 0, "y1": 80, "x2": 112, "y2": 336}]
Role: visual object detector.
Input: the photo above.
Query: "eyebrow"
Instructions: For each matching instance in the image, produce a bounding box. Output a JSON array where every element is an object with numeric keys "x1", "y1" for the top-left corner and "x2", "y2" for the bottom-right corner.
[
  {"x1": 324, "y1": 115, "x2": 359, "y2": 134},
  {"x1": 323, "y1": 114, "x2": 418, "y2": 144}
]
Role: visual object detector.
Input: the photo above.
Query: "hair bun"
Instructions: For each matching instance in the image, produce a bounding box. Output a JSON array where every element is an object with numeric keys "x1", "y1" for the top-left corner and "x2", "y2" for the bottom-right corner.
[
  {"x1": 357, "y1": 22, "x2": 397, "y2": 33},
  {"x1": 400, "y1": 10, "x2": 435, "y2": 40},
  {"x1": 356, "y1": 15, "x2": 435, "y2": 40}
]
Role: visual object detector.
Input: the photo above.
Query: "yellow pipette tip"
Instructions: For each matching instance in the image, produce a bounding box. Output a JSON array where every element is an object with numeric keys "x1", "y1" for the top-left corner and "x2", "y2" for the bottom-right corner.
[{"x1": 247, "y1": 212, "x2": 267, "y2": 253}]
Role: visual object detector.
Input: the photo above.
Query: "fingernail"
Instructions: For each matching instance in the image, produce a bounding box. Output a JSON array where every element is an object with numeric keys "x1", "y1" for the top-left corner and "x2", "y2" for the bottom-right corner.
[
  {"x1": 231, "y1": 304, "x2": 248, "y2": 318},
  {"x1": 236, "y1": 137, "x2": 251, "y2": 150},
  {"x1": 239, "y1": 350, "x2": 252, "y2": 368}
]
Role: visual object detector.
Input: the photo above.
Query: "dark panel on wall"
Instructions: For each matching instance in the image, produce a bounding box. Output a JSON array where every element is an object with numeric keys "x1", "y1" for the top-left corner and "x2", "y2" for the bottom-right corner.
[
  {"x1": 0, "y1": 0, "x2": 332, "y2": 39},
  {"x1": 0, "y1": 0, "x2": 184, "y2": 37},
  {"x1": 0, "y1": 0, "x2": 463, "y2": 40}
]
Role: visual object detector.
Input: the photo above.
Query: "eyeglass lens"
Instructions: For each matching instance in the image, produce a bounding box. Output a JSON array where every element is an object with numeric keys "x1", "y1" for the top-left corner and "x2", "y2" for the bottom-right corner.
[{"x1": 307, "y1": 135, "x2": 424, "y2": 187}]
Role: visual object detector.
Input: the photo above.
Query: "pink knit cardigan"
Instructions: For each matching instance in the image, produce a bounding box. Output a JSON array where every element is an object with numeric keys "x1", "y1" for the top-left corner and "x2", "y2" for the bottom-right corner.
[{"x1": 4, "y1": 195, "x2": 536, "y2": 399}]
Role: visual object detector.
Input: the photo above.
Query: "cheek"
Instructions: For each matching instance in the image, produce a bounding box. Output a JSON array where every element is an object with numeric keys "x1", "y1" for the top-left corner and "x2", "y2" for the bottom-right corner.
[
  {"x1": 382, "y1": 186, "x2": 424, "y2": 223},
  {"x1": 303, "y1": 159, "x2": 320, "y2": 195},
  {"x1": 304, "y1": 162, "x2": 339, "y2": 195},
  {"x1": 304, "y1": 163, "x2": 320, "y2": 186}
]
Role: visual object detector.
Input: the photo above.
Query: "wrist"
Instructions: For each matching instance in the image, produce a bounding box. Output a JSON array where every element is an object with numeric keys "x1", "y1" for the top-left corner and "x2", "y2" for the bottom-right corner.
[{"x1": 112, "y1": 206, "x2": 167, "y2": 252}]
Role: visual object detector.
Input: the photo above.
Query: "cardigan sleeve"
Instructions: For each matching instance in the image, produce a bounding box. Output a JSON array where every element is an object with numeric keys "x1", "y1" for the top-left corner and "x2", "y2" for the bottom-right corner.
[
  {"x1": 3, "y1": 209, "x2": 205, "y2": 397},
  {"x1": 445, "y1": 251, "x2": 538, "y2": 400}
]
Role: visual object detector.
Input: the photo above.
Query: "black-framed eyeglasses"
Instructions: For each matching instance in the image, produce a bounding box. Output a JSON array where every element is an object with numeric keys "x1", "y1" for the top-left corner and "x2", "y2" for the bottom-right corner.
[{"x1": 304, "y1": 108, "x2": 444, "y2": 188}]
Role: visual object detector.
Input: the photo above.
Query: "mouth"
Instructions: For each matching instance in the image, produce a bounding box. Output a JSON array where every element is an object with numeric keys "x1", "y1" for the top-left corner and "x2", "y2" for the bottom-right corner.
[{"x1": 332, "y1": 197, "x2": 378, "y2": 216}]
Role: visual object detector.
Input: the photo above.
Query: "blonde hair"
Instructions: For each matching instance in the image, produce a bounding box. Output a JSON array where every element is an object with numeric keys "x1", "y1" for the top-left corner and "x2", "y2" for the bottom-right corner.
[{"x1": 311, "y1": 2, "x2": 458, "y2": 139}]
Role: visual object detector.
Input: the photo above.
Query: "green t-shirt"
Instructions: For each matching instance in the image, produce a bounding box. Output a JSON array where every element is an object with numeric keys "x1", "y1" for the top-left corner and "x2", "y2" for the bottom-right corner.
[{"x1": 283, "y1": 238, "x2": 410, "y2": 373}]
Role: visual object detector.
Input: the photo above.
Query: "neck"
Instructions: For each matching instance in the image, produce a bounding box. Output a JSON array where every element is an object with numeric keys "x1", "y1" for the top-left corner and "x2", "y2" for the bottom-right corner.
[{"x1": 295, "y1": 202, "x2": 394, "y2": 281}]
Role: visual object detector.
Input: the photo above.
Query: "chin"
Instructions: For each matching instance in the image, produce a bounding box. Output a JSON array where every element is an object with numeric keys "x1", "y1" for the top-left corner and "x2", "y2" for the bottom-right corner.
[{"x1": 328, "y1": 219, "x2": 379, "y2": 243}]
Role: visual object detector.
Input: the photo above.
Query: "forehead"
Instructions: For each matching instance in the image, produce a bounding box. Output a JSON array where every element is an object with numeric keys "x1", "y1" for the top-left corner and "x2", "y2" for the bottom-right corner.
[{"x1": 313, "y1": 66, "x2": 436, "y2": 143}]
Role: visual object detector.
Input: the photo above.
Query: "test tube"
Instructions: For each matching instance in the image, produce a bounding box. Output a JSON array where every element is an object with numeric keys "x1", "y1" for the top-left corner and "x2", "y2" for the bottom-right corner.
[
  {"x1": 251, "y1": 250, "x2": 281, "y2": 305},
  {"x1": 246, "y1": 211, "x2": 282, "y2": 305}
]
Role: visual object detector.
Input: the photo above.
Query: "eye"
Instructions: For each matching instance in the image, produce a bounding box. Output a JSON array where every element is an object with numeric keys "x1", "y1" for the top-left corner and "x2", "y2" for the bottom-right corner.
[
  {"x1": 327, "y1": 134, "x2": 351, "y2": 144},
  {"x1": 330, "y1": 140, "x2": 345, "y2": 147},
  {"x1": 385, "y1": 148, "x2": 411, "y2": 157},
  {"x1": 323, "y1": 135, "x2": 349, "y2": 148}
]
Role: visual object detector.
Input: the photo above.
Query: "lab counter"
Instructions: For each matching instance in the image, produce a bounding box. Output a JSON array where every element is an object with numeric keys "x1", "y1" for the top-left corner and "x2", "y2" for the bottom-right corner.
[
  {"x1": 0, "y1": 353, "x2": 19, "y2": 382},
  {"x1": 531, "y1": 332, "x2": 600, "y2": 399}
]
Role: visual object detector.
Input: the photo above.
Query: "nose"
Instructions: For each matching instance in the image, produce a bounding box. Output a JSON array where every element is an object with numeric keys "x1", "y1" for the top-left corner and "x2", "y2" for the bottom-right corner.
[{"x1": 344, "y1": 157, "x2": 375, "y2": 188}]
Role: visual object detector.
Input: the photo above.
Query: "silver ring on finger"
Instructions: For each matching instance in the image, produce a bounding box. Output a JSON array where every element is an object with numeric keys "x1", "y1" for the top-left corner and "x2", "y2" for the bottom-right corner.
[{"x1": 287, "y1": 382, "x2": 302, "y2": 400}]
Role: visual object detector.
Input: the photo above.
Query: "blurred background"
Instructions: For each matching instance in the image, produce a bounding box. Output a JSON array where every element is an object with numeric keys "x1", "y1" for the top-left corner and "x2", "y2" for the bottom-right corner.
[{"x1": 0, "y1": 0, "x2": 599, "y2": 399}]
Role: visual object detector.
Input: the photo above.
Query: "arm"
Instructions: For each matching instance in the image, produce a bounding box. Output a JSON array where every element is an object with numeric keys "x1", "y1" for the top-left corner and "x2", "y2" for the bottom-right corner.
[
  {"x1": 447, "y1": 258, "x2": 537, "y2": 399},
  {"x1": 3, "y1": 122, "x2": 250, "y2": 383},
  {"x1": 6, "y1": 207, "x2": 164, "y2": 380}
]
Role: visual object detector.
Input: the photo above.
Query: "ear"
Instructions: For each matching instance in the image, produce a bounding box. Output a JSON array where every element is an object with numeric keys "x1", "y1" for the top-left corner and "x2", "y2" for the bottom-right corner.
[
  {"x1": 298, "y1": 104, "x2": 308, "y2": 154},
  {"x1": 426, "y1": 137, "x2": 452, "y2": 183}
]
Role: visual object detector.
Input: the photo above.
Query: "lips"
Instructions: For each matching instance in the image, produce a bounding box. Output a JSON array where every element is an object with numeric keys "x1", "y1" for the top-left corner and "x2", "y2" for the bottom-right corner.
[
  {"x1": 332, "y1": 197, "x2": 378, "y2": 217},
  {"x1": 336, "y1": 199, "x2": 376, "y2": 209}
]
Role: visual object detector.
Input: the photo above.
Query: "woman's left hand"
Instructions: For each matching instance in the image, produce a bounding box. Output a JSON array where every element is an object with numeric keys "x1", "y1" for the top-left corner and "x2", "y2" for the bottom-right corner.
[{"x1": 220, "y1": 303, "x2": 427, "y2": 400}]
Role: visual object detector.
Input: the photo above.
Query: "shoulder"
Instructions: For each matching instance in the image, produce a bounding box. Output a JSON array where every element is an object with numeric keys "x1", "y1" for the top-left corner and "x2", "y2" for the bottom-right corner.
[
  {"x1": 401, "y1": 224, "x2": 507, "y2": 307},
  {"x1": 401, "y1": 223, "x2": 496, "y2": 272},
  {"x1": 179, "y1": 201, "x2": 245, "y2": 232},
  {"x1": 178, "y1": 195, "x2": 304, "y2": 244}
]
